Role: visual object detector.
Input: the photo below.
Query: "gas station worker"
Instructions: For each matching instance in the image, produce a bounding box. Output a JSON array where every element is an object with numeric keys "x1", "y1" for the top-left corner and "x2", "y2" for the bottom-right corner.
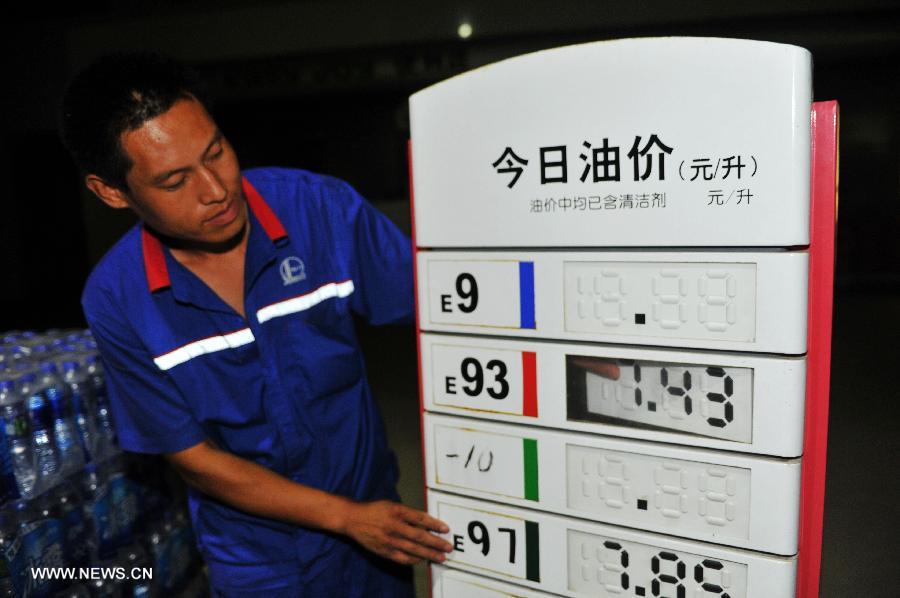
[{"x1": 60, "y1": 51, "x2": 452, "y2": 597}]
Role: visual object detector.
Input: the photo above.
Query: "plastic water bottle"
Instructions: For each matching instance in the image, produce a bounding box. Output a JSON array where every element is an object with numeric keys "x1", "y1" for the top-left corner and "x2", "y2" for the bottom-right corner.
[
  {"x1": 62, "y1": 361, "x2": 100, "y2": 463},
  {"x1": 145, "y1": 518, "x2": 172, "y2": 592},
  {"x1": 117, "y1": 543, "x2": 155, "y2": 598},
  {"x1": 52, "y1": 481, "x2": 91, "y2": 568},
  {"x1": 54, "y1": 583, "x2": 91, "y2": 597},
  {"x1": 4, "y1": 348, "x2": 30, "y2": 372},
  {"x1": 0, "y1": 378, "x2": 37, "y2": 500},
  {"x1": 106, "y1": 457, "x2": 137, "y2": 551},
  {"x1": 85, "y1": 356, "x2": 117, "y2": 457},
  {"x1": 171, "y1": 513, "x2": 194, "y2": 590},
  {"x1": 150, "y1": 510, "x2": 194, "y2": 593},
  {"x1": 80, "y1": 463, "x2": 116, "y2": 560},
  {"x1": 39, "y1": 363, "x2": 85, "y2": 476},
  {"x1": 19, "y1": 373, "x2": 60, "y2": 494},
  {"x1": 29, "y1": 344, "x2": 51, "y2": 360},
  {"x1": 13, "y1": 498, "x2": 65, "y2": 597},
  {"x1": 0, "y1": 510, "x2": 22, "y2": 597},
  {"x1": 83, "y1": 560, "x2": 123, "y2": 597}
]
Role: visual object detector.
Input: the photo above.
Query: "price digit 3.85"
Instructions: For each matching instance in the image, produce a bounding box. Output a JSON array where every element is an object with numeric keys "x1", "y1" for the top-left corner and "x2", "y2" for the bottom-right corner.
[{"x1": 587, "y1": 541, "x2": 733, "y2": 597}]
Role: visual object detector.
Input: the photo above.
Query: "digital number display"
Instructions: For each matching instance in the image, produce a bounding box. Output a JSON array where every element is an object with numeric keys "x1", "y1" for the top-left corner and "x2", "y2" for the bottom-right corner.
[
  {"x1": 567, "y1": 356, "x2": 753, "y2": 442},
  {"x1": 564, "y1": 262, "x2": 757, "y2": 342},
  {"x1": 568, "y1": 529, "x2": 748, "y2": 598},
  {"x1": 566, "y1": 445, "x2": 750, "y2": 541}
]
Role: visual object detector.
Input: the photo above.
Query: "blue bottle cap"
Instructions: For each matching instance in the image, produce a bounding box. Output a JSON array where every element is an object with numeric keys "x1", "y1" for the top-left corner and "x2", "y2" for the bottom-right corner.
[{"x1": 39, "y1": 362, "x2": 58, "y2": 374}]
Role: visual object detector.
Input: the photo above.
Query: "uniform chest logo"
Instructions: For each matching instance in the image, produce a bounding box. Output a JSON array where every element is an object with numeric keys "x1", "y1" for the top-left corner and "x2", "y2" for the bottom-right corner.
[{"x1": 279, "y1": 256, "x2": 307, "y2": 285}]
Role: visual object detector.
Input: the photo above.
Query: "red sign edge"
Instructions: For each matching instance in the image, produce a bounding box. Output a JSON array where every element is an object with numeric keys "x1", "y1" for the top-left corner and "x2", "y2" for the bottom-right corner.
[{"x1": 797, "y1": 100, "x2": 839, "y2": 598}]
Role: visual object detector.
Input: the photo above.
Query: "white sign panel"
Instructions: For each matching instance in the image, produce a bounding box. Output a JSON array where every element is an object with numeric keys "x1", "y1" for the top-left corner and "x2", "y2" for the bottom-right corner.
[
  {"x1": 434, "y1": 425, "x2": 530, "y2": 501},
  {"x1": 410, "y1": 38, "x2": 811, "y2": 248},
  {"x1": 425, "y1": 414, "x2": 801, "y2": 555},
  {"x1": 417, "y1": 251, "x2": 808, "y2": 354},
  {"x1": 421, "y1": 333, "x2": 806, "y2": 457},
  {"x1": 412, "y1": 35, "x2": 827, "y2": 598},
  {"x1": 432, "y1": 565, "x2": 561, "y2": 598},
  {"x1": 430, "y1": 491, "x2": 797, "y2": 597},
  {"x1": 440, "y1": 501, "x2": 533, "y2": 581},
  {"x1": 428, "y1": 260, "x2": 529, "y2": 329},
  {"x1": 430, "y1": 343, "x2": 528, "y2": 416}
]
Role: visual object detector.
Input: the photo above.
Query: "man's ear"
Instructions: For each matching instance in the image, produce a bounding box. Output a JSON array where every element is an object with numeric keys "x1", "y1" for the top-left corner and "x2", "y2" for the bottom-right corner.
[{"x1": 85, "y1": 174, "x2": 131, "y2": 210}]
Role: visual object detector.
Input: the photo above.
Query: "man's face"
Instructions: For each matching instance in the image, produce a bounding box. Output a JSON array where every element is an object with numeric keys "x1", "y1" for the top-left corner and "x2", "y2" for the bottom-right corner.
[{"x1": 118, "y1": 97, "x2": 247, "y2": 248}]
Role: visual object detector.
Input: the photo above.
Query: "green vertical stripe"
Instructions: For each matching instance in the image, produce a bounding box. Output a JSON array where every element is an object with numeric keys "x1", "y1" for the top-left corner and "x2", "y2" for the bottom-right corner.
[
  {"x1": 525, "y1": 521, "x2": 540, "y2": 582},
  {"x1": 522, "y1": 438, "x2": 539, "y2": 501}
]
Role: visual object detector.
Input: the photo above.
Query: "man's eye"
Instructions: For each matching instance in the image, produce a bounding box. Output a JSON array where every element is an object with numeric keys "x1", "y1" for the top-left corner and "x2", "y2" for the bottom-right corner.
[
  {"x1": 164, "y1": 178, "x2": 186, "y2": 191},
  {"x1": 208, "y1": 147, "x2": 224, "y2": 161}
]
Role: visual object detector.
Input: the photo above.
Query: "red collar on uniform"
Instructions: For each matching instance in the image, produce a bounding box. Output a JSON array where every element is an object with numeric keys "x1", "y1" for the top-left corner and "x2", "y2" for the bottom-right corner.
[{"x1": 142, "y1": 176, "x2": 288, "y2": 293}]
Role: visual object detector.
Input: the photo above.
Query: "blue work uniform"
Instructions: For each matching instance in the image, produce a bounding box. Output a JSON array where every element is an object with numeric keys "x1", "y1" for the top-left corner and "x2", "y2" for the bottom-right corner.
[{"x1": 81, "y1": 167, "x2": 416, "y2": 597}]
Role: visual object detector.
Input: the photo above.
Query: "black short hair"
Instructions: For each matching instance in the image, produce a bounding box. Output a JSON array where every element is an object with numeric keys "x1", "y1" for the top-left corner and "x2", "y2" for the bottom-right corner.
[{"x1": 58, "y1": 51, "x2": 207, "y2": 191}]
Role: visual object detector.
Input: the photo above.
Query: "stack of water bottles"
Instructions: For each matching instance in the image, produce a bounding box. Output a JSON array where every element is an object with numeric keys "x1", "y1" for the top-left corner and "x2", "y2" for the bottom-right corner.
[{"x1": 0, "y1": 330, "x2": 206, "y2": 598}]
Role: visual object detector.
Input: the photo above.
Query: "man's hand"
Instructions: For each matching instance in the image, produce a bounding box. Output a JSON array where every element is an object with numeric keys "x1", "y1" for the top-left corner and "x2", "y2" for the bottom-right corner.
[
  {"x1": 570, "y1": 356, "x2": 621, "y2": 380},
  {"x1": 166, "y1": 440, "x2": 453, "y2": 566},
  {"x1": 339, "y1": 500, "x2": 453, "y2": 565}
]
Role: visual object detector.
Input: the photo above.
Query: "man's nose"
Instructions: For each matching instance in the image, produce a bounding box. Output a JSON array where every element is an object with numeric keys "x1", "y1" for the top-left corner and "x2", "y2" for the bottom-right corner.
[{"x1": 197, "y1": 165, "x2": 227, "y2": 204}]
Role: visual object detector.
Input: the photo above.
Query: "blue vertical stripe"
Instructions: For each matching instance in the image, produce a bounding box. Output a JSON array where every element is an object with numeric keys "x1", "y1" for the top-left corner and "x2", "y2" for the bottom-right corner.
[{"x1": 519, "y1": 261, "x2": 535, "y2": 329}]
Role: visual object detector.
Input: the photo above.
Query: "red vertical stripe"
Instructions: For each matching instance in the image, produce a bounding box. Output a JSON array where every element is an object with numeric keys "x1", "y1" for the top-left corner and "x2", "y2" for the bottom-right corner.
[
  {"x1": 522, "y1": 351, "x2": 538, "y2": 417},
  {"x1": 242, "y1": 177, "x2": 288, "y2": 241},
  {"x1": 797, "y1": 101, "x2": 838, "y2": 598},
  {"x1": 141, "y1": 227, "x2": 170, "y2": 292}
]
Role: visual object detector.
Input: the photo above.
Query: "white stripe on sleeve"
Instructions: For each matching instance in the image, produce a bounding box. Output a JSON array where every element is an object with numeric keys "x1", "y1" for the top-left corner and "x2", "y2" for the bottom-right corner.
[
  {"x1": 153, "y1": 327, "x2": 255, "y2": 371},
  {"x1": 256, "y1": 279, "x2": 355, "y2": 324}
]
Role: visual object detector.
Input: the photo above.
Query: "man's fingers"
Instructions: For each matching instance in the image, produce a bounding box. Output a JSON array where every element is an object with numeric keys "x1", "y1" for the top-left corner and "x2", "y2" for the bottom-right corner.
[
  {"x1": 394, "y1": 509, "x2": 454, "y2": 552},
  {"x1": 571, "y1": 357, "x2": 621, "y2": 380},
  {"x1": 391, "y1": 537, "x2": 447, "y2": 563},
  {"x1": 349, "y1": 501, "x2": 453, "y2": 566},
  {"x1": 400, "y1": 507, "x2": 449, "y2": 533},
  {"x1": 394, "y1": 523, "x2": 453, "y2": 553}
]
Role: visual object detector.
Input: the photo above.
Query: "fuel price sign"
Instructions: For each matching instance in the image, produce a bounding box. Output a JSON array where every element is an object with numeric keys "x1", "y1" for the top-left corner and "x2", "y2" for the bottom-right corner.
[{"x1": 410, "y1": 37, "x2": 836, "y2": 598}]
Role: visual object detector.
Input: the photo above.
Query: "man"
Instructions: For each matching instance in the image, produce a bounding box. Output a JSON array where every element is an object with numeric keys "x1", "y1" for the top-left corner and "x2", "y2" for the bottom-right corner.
[{"x1": 58, "y1": 52, "x2": 451, "y2": 596}]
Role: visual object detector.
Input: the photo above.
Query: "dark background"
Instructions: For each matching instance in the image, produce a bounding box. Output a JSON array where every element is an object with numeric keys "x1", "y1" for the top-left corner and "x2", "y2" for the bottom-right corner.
[{"x1": 2, "y1": 2, "x2": 898, "y2": 596}]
